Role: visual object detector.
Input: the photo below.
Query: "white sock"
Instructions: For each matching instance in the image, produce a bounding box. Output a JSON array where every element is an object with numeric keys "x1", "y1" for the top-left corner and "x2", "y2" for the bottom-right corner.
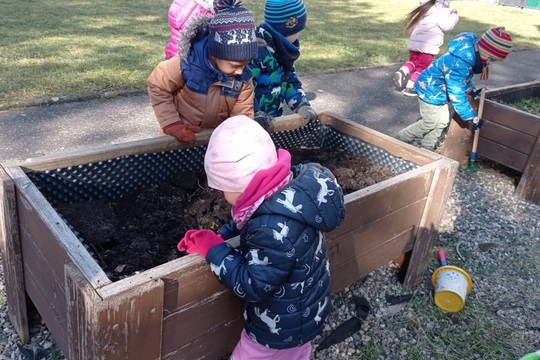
[
  {"x1": 399, "y1": 66, "x2": 409, "y2": 76},
  {"x1": 406, "y1": 79, "x2": 415, "y2": 89}
]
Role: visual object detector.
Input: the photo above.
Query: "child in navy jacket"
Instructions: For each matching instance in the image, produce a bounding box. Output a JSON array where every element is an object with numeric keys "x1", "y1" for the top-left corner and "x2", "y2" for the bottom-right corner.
[{"x1": 178, "y1": 115, "x2": 345, "y2": 359}]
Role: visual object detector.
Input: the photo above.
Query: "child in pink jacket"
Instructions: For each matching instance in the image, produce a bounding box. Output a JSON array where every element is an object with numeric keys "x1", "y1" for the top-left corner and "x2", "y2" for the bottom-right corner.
[
  {"x1": 393, "y1": 0, "x2": 459, "y2": 97},
  {"x1": 165, "y1": 0, "x2": 215, "y2": 59}
]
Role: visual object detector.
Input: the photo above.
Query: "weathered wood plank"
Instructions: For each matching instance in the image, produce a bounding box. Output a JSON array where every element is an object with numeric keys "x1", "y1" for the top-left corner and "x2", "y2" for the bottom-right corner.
[
  {"x1": 96, "y1": 282, "x2": 164, "y2": 360},
  {"x1": 486, "y1": 80, "x2": 540, "y2": 97},
  {"x1": 436, "y1": 111, "x2": 474, "y2": 166},
  {"x1": 161, "y1": 289, "x2": 242, "y2": 358},
  {"x1": 328, "y1": 167, "x2": 431, "y2": 239},
  {"x1": 327, "y1": 199, "x2": 425, "y2": 292},
  {"x1": 403, "y1": 159, "x2": 459, "y2": 289},
  {"x1": 482, "y1": 83, "x2": 540, "y2": 205},
  {"x1": 515, "y1": 135, "x2": 540, "y2": 204},
  {"x1": 477, "y1": 137, "x2": 529, "y2": 172},
  {"x1": 330, "y1": 230, "x2": 416, "y2": 293},
  {"x1": 14, "y1": 184, "x2": 108, "y2": 350},
  {"x1": 65, "y1": 263, "x2": 103, "y2": 360},
  {"x1": 2, "y1": 165, "x2": 110, "y2": 352},
  {"x1": 479, "y1": 120, "x2": 537, "y2": 154},
  {"x1": 164, "y1": 317, "x2": 243, "y2": 360},
  {"x1": 20, "y1": 201, "x2": 97, "y2": 352},
  {"x1": 319, "y1": 112, "x2": 439, "y2": 166},
  {"x1": 4, "y1": 166, "x2": 110, "y2": 287},
  {"x1": 99, "y1": 245, "x2": 230, "y2": 307},
  {"x1": 0, "y1": 166, "x2": 29, "y2": 343},
  {"x1": 482, "y1": 99, "x2": 540, "y2": 135},
  {"x1": 66, "y1": 263, "x2": 164, "y2": 360},
  {"x1": 24, "y1": 263, "x2": 69, "y2": 352},
  {"x1": 5, "y1": 114, "x2": 306, "y2": 172}
]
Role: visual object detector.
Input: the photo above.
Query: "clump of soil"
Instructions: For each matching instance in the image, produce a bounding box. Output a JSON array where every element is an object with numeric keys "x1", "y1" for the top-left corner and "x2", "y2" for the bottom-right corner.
[
  {"x1": 288, "y1": 148, "x2": 395, "y2": 193},
  {"x1": 56, "y1": 148, "x2": 396, "y2": 280}
]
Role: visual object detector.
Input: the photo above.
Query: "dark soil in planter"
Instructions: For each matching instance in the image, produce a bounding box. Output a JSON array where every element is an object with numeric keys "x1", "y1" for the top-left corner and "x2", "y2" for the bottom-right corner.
[{"x1": 55, "y1": 148, "x2": 396, "y2": 281}]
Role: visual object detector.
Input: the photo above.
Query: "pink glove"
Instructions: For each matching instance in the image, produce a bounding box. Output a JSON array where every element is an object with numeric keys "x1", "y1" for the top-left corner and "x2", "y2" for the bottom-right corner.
[
  {"x1": 177, "y1": 229, "x2": 224, "y2": 257},
  {"x1": 451, "y1": 9, "x2": 458, "y2": 14}
]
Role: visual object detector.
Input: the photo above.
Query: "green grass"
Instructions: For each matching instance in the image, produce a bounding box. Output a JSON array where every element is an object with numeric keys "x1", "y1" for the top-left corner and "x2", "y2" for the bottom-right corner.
[
  {"x1": 512, "y1": 97, "x2": 540, "y2": 116},
  {"x1": 49, "y1": 347, "x2": 65, "y2": 360},
  {"x1": 1, "y1": 0, "x2": 539, "y2": 106},
  {"x1": 354, "y1": 264, "x2": 521, "y2": 359}
]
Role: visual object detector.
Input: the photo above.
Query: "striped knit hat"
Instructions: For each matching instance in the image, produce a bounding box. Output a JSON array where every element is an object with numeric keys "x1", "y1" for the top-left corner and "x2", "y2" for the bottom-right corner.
[
  {"x1": 264, "y1": 0, "x2": 307, "y2": 37},
  {"x1": 208, "y1": 0, "x2": 258, "y2": 61},
  {"x1": 478, "y1": 27, "x2": 512, "y2": 62}
]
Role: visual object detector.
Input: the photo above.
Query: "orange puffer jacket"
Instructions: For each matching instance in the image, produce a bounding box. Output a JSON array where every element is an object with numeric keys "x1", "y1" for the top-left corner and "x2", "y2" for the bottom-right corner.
[{"x1": 147, "y1": 36, "x2": 254, "y2": 130}]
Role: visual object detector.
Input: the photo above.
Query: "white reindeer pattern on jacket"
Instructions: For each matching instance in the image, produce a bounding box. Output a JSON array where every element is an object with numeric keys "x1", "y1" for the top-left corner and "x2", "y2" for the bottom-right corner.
[
  {"x1": 314, "y1": 171, "x2": 335, "y2": 206},
  {"x1": 277, "y1": 188, "x2": 303, "y2": 213}
]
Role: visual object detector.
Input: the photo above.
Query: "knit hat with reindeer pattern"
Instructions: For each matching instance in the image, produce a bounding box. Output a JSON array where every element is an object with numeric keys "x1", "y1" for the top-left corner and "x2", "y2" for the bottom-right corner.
[{"x1": 207, "y1": 0, "x2": 258, "y2": 61}]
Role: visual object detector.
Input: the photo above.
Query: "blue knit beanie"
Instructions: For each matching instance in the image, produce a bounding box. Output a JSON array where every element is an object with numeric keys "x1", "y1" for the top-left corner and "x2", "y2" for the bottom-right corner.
[
  {"x1": 264, "y1": 0, "x2": 307, "y2": 37},
  {"x1": 208, "y1": 0, "x2": 258, "y2": 61}
]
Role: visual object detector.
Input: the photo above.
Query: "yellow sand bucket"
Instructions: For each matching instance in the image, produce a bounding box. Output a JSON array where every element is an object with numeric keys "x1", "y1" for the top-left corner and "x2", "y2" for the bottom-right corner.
[{"x1": 431, "y1": 265, "x2": 473, "y2": 312}]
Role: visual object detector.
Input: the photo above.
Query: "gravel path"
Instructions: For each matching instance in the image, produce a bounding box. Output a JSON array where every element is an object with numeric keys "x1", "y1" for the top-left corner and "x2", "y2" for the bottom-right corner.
[{"x1": 1, "y1": 161, "x2": 539, "y2": 359}]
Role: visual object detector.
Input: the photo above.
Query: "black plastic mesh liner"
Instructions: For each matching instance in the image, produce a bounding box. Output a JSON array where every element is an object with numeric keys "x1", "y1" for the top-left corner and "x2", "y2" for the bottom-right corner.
[
  {"x1": 28, "y1": 124, "x2": 418, "y2": 205},
  {"x1": 487, "y1": 85, "x2": 540, "y2": 104}
]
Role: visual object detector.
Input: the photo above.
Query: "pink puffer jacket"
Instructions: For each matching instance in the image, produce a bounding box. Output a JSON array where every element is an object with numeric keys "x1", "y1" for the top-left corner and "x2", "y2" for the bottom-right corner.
[
  {"x1": 165, "y1": 0, "x2": 214, "y2": 60},
  {"x1": 408, "y1": 0, "x2": 459, "y2": 55}
]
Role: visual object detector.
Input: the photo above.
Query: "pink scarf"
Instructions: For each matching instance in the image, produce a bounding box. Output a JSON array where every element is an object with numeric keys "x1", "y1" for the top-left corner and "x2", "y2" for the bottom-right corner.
[{"x1": 232, "y1": 149, "x2": 292, "y2": 229}]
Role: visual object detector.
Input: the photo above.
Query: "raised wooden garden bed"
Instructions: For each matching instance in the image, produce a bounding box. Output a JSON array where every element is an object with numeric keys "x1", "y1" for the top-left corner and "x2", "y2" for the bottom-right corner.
[
  {"x1": 480, "y1": 81, "x2": 540, "y2": 204},
  {"x1": 437, "y1": 81, "x2": 540, "y2": 205},
  {"x1": 0, "y1": 112, "x2": 458, "y2": 360}
]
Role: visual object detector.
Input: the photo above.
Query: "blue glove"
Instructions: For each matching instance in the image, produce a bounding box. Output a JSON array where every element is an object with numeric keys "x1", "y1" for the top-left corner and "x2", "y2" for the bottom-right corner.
[
  {"x1": 295, "y1": 104, "x2": 318, "y2": 124},
  {"x1": 217, "y1": 220, "x2": 238, "y2": 240},
  {"x1": 471, "y1": 116, "x2": 484, "y2": 130},
  {"x1": 253, "y1": 111, "x2": 273, "y2": 130},
  {"x1": 467, "y1": 88, "x2": 483, "y2": 100}
]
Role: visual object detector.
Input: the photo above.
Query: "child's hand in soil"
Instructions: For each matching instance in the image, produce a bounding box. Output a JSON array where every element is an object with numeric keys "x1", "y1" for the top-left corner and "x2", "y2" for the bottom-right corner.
[{"x1": 178, "y1": 229, "x2": 224, "y2": 257}]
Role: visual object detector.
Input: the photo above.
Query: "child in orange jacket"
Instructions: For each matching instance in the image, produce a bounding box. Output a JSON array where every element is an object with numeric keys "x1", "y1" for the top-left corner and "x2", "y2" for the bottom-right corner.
[{"x1": 148, "y1": 0, "x2": 258, "y2": 142}]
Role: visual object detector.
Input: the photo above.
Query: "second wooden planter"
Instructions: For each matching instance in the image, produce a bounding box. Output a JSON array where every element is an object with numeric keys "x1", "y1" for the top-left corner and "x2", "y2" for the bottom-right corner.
[{"x1": 480, "y1": 81, "x2": 540, "y2": 204}]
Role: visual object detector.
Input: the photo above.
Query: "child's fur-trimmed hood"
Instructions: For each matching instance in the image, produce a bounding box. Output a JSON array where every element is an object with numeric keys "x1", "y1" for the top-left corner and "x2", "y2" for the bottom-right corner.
[{"x1": 177, "y1": 15, "x2": 212, "y2": 59}]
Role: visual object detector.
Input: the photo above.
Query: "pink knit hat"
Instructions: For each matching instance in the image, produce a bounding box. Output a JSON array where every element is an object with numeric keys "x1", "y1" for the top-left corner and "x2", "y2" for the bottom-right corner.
[
  {"x1": 204, "y1": 115, "x2": 278, "y2": 192},
  {"x1": 478, "y1": 27, "x2": 512, "y2": 62}
]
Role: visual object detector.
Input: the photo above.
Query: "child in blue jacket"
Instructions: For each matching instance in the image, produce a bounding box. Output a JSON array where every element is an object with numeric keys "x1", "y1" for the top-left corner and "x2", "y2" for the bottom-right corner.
[
  {"x1": 395, "y1": 27, "x2": 512, "y2": 150},
  {"x1": 249, "y1": 0, "x2": 318, "y2": 128},
  {"x1": 178, "y1": 115, "x2": 345, "y2": 359}
]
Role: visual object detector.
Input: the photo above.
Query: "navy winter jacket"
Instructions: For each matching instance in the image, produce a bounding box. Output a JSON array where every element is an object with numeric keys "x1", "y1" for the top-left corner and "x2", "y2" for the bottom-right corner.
[{"x1": 206, "y1": 163, "x2": 345, "y2": 349}]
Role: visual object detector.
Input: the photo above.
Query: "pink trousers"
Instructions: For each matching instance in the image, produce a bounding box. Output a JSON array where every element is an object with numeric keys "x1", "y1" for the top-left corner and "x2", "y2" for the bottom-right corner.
[
  {"x1": 230, "y1": 329, "x2": 312, "y2": 360},
  {"x1": 402, "y1": 51, "x2": 434, "y2": 82}
]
